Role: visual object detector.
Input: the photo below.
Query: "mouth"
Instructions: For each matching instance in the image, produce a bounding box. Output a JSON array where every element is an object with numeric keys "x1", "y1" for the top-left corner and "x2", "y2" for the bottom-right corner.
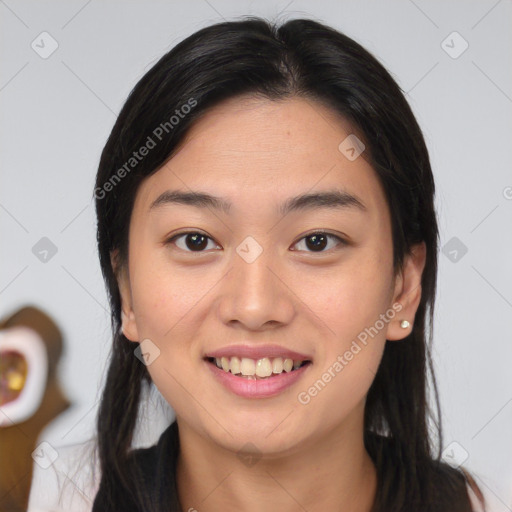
[
  {"x1": 204, "y1": 356, "x2": 312, "y2": 380},
  {"x1": 0, "y1": 350, "x2": 28, "y2": 406}
]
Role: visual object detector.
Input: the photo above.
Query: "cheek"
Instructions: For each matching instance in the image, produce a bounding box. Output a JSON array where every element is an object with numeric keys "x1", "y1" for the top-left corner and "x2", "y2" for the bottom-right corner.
[
  {"x1": 128, "y1": 246, "x2": 210, "y2": 341},
  {"x1": 127, "y1": 256, "x2": 207, "y2": 416},
  {"x1": 296, "y1": 249, "x2": 393, "y2": 400},
  {"x1": 294, "y1": 258, "x2": 391, "y2": 422},
  {"x1": 299, "y1": 252, "x2": 394, "y2": 343}
]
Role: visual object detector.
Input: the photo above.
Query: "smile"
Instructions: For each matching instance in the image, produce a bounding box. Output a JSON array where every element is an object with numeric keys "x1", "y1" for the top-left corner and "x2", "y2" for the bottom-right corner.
[{"x1": 204, "y1": 357, "x2": 312, "y2": 399}]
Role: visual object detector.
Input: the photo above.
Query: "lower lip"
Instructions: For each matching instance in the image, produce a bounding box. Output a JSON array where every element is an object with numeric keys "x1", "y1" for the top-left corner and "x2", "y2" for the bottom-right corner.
[{"x1": 205, "y1": 359, "x2": 312, "y2": 398}]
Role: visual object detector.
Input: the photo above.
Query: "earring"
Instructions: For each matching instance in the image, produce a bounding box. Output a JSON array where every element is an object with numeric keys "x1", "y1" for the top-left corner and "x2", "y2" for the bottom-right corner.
[{"x1": 400, "y1": 320, "x2": 410, "y2": 329}]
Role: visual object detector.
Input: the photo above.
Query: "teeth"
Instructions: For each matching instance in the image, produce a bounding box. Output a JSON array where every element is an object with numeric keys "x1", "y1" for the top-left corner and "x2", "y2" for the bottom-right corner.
[
  {"x1": 211, "y1": 355, "x2": 307, "y2": 378},
  {"x1": 272, "y1": 358, "x2": 284, "y2": 373},
  {"x1": 256, "y1": 358, "x2": 272, "y2": 377},
  {"x1": 283, "y1": 358, "x2": 293, "y2": 372},
  {"x1": 240, "y1": 358, "x2": 255, "y2": 376},
  {"x1": 229, "y1": 356, "x2": 240, "y2": 374}
]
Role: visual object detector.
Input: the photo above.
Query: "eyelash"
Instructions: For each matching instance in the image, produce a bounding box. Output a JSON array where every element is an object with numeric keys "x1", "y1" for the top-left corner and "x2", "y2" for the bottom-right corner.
[{"x1": 165, "y1": 230, "x2": 347, "y2": 254}]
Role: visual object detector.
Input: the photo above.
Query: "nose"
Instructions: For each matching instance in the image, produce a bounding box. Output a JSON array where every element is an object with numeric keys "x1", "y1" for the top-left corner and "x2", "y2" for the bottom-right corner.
[{"x1": 217, "y1": 244, "x2": 295, "y2": 331}]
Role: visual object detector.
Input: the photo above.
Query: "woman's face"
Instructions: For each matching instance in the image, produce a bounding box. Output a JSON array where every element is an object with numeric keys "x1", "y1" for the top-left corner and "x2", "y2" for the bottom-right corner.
[{"x1": 117, "y1": 96, "x2": 424, "y2": 456}]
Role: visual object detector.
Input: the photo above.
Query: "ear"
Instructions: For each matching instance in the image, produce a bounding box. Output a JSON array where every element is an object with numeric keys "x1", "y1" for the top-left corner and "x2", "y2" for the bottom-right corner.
[
  {"x1": 386, "y1": 242, "x2": 427, "y2": 341},
  {"x1": 110, "y1": 249, "x2": 139, "y2": 342}
]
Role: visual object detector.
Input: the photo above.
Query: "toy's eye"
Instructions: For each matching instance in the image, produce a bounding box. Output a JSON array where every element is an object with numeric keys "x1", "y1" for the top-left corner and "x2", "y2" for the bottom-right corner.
[{"x1": 0, "y1": 351, "x2": 28, "y2": 406}]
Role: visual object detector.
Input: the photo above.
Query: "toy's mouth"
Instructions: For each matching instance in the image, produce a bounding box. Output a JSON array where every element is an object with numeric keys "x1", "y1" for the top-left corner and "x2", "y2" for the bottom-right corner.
[{"x1": 0, "y1": 350, "x2": 28, "y2": 406}]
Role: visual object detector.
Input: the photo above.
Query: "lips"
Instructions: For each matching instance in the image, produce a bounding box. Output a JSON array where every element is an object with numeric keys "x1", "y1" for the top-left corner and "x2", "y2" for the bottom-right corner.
[
  {"x1": 203, "y1": 344, "x2": 313, "y2": 397},
  {"x1": 204, "y1": 344, "x2": 312, "y2": 361},
  {"x1": 205, "y1": 356, "x2": 312, "y2": 398}
]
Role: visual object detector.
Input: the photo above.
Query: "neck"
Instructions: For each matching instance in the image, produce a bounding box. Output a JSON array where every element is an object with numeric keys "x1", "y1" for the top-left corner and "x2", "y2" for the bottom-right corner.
[{"x1": 175, "y1": 406, "x2": 377, "y2": 512}]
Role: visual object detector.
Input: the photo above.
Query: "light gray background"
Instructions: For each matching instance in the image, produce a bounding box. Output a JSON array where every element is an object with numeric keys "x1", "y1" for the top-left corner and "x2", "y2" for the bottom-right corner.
[{"x1": 1, "y1": 0, "x2": 511, "y2": 510}]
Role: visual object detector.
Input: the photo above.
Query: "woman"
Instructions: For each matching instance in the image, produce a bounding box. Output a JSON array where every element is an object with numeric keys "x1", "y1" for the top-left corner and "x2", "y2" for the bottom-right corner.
[{"x1": 92, "y1": 16, "x2": 485, "y2": 511}]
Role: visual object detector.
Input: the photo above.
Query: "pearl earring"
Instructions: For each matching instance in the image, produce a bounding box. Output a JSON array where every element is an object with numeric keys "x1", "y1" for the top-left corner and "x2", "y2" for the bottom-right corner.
[{"x1": 400, "y1": 320, "x2": 410, "y2": 329}]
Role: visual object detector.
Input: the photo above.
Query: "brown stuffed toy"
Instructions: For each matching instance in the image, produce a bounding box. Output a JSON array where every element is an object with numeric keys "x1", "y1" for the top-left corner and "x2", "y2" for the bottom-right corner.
[{"x1": 0, "y1": 306, "x2": 70, "y2": 511}]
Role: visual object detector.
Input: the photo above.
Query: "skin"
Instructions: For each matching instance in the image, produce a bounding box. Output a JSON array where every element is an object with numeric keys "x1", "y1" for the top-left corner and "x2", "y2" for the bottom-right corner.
[{"x1": 115, "y1": 95, "x2": 426, "y2": 512}]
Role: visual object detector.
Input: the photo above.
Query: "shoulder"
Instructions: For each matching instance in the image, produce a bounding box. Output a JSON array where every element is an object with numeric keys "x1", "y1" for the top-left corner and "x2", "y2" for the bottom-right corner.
[
  {"x1": 92, "y1": 421, "x2": 181, "y2": 512},
  {"x1": 365, "y1": 432, "x2": 486, "y2": 511},
  {"x1": 29, "y1": 386, "x2": 175, "y2": 512},
  {"x1": 126, "y1": 419, "x2": 179, "y2": 476},
  {"x1": 463, "y1": 469, "x2": 486, "y2": 512},
  {"x1": 27, "y1": 438, "x2": 99, "y2": 512}
]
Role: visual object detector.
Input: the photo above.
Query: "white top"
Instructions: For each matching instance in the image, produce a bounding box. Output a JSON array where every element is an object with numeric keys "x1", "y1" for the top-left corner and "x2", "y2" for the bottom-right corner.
[
  {"x1": 27, "y1": 439, "x2": 99, "y2": 512},
  {"x1": 28, "y1": 383, "x2": 175, "y2": 511}
]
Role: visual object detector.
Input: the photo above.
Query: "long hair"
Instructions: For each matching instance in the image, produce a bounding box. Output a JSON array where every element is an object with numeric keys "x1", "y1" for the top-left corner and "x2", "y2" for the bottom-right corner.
[{"x1": 93, "y1": 16, "x2": 484, "y2": 511}]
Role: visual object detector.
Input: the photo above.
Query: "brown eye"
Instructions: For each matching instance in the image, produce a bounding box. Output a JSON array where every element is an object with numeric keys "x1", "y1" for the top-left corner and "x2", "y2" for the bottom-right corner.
[
  {"x1": 169, "y1": 232, "x2": 220, "y2": 252},
  {"x1": 292, "y1": 232, "x2": 345, "y2": 253}
]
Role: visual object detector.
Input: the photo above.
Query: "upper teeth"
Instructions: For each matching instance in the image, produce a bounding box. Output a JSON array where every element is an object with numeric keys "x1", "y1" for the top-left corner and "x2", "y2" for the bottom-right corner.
[{"x1": 214, "y1": 356, "x2": 304, "y2": 377}]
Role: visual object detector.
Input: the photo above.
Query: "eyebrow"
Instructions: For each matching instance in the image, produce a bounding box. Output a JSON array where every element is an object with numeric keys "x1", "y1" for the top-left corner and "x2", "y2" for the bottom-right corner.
[{"x1": 149, "y1": 188, "x2": 367, "y2": 216}]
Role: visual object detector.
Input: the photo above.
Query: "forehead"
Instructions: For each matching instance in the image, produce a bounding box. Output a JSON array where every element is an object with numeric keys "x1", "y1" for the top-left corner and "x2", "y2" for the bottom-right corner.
[{"x1": 134, "y1": 96, "x2": 387, "y2": 219}]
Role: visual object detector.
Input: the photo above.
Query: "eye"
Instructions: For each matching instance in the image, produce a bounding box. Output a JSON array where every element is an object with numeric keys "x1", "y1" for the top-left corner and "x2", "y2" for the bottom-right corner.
[
  {"x1": 291, "y1": 231, "x2": 346, "y2": 253},
  {"x1": 166, "y1": 230, "x2": 346, "y2": 254},
  {"x1": 167, "y1": 231, "x2": 220, "y2": 252}
]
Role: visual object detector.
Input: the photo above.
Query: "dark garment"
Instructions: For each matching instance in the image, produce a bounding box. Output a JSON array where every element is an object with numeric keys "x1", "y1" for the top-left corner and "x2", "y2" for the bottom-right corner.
[{"x1": 92, "y1": 421, "x2": 182, "y2": 512}]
